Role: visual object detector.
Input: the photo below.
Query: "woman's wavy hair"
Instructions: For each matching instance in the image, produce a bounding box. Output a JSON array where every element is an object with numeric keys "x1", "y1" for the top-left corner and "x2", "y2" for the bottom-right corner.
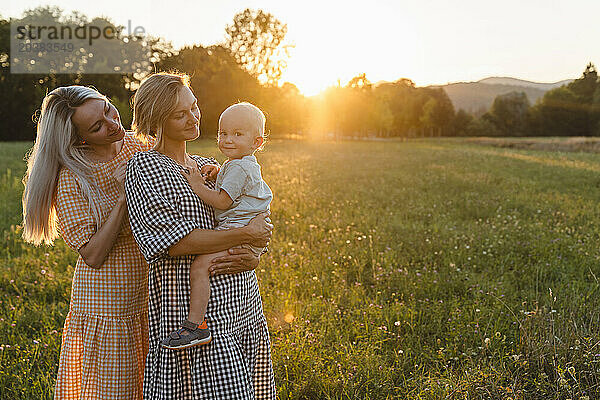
[
  {"x1": 132, "y1": 72, "x2": 191, "y2": 148},
  {"x1": 22, "y1": 86, "x2": 110, "y2": 246}
]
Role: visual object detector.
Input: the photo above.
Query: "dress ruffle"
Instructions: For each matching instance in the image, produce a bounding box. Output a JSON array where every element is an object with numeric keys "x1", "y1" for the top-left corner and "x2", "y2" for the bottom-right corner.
[
  {"x1": 143, "y1": 317, "x2": 274, "y2": 400},
  {"x1": 54, "y1": 311, "x2": 149, "y2": 400},
  {"x1": 53, "y1": 133, "x2": 154, "y2": 400}
]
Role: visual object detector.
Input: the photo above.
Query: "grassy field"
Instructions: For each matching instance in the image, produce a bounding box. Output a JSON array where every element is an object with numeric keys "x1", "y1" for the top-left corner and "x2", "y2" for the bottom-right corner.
[
  {"x1": 2, "y1": 138, "x2": 600, "y2": 399},
  {"x1": 464, "y1": 136, "x2": 600, "y2": 154}
]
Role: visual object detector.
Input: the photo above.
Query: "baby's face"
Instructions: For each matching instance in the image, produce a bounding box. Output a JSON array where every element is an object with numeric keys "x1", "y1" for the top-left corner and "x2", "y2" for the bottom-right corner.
[{"x1": 217, "y1": 108, "x2": 262, "y2": 160}]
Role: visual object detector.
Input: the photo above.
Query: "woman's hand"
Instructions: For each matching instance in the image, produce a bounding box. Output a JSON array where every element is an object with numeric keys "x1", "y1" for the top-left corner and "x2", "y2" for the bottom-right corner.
[
  {"x1": 200, "y1": 164, "x2": 219, "y2": 181},
  {"x1": 113, "y1": 160, "x2": 128, "y2": 199},
  {"x1": 209, "y1": 248, "x2": 259, "y2": 276},
  {"x1": 244, "y1": 212, "x2": 273, "y2": 248}
]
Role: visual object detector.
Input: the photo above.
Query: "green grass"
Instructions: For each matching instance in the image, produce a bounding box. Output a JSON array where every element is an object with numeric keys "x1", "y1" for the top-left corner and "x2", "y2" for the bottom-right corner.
[{"x1": 2, "y1": 138, "x2": 600, "y2": 399}]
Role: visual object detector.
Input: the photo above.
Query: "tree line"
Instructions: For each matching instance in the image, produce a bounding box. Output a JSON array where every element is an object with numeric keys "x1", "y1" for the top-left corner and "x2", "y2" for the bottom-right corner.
[
  {"x1": 1, "y1": 6, "x2": 596, "y2": 140},
  {"x1": 461, "y1": 63, "x2": 600, "y2": 137}
]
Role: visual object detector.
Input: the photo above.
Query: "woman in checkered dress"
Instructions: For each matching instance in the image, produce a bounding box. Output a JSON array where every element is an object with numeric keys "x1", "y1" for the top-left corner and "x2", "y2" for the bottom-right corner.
[
  {"x1": 125, "y1": 73, "x2": 276, "y2": 399},
  {"x1": 22, "y1": 86, "x2": 154, "y2": 399}
]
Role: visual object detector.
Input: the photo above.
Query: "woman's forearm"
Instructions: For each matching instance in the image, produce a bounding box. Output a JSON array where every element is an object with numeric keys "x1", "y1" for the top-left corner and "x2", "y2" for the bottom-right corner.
[
  {"x1": 168, "y1": 226, "x2": 250, "y2": 257},
  {"x1": 79, "y1": 197, "x2": 127, "y2": 268}
]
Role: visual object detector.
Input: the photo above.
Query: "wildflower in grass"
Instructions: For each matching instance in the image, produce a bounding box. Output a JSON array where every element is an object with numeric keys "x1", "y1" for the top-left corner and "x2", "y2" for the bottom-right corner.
[{"x1": 284, "y1": 313, "x2": 294, "y2": 323}]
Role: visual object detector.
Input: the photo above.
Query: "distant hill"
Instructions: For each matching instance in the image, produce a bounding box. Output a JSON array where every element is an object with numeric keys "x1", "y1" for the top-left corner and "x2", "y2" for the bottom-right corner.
[
  {"x1": 477, "y1": 77, "x2": 573, "y2": 91},
  {"x1": 429, "y1": 77, "x2": 574, "y2": 115}
]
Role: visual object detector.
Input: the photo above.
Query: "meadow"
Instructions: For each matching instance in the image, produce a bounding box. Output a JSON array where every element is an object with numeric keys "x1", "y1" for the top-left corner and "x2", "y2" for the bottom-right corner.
[
  {"x1": 1, "y1": 138, "x2": 600, "y2": 399},
  {"x1": 465, "y1": 137, "x2": 600, "y2": 154}
]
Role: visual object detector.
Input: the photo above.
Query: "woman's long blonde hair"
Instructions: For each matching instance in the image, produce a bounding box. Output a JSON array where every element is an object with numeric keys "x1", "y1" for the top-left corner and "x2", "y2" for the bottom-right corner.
[
  {"x1": 22, "y1": 86, "x2": 110, "y2": 246},
  {"x1": 132, "y1": 72, "x2": 191, "y2": 147}
]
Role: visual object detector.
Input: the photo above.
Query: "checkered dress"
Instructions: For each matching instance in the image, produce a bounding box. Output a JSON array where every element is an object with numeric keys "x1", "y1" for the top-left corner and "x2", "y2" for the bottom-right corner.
[
  {"x1": 53, "y1": 132, "x2": 154, "y2": 400},
  {"x1": 125, "y1": 150, "x2": 276, "y2": 400}
]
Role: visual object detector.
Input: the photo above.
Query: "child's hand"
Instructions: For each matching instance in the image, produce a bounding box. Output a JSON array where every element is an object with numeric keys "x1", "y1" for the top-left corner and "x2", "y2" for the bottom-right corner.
[
  {"x1": 181, "y1": 166, "x2": 206, "y2": 193},
  {"x1": 200, "y1": 164, "x2": 219, "y2": 181}
]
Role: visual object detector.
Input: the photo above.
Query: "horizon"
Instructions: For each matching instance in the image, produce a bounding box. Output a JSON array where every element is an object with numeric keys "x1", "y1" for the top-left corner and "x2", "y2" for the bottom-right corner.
[
  {"x1": 5, "y1": 0, "x2": 597, "y2": 95},
  {"x1": 376, "y1": 75, "x2": 576, "y2": 88}
]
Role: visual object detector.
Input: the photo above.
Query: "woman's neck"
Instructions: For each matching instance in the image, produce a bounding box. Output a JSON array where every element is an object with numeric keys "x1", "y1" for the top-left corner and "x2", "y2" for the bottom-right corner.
[
  {"x1": 87, "y1": 140, "x2": 122, "y2": 162},
  {"x1": 156, "y1": 136, "x2": 188, "y2": 165}
]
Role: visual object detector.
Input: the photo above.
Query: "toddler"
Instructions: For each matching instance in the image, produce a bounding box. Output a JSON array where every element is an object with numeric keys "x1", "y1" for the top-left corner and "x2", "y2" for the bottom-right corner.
[{"x1": 160, "y1": 102, "x2": 272, "y2": 349}]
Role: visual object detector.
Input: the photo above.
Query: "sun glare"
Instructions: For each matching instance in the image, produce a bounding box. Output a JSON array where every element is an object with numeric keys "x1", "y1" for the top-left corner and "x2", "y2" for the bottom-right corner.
[{"x1": 282, "y1": 55, "x2": 356, "y2": 97}]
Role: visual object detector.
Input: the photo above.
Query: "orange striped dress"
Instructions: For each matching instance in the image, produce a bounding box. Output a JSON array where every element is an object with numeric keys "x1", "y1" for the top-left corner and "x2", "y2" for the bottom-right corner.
[{"x1": 53, "y1": 132, "x2": 154, "y2": 400}]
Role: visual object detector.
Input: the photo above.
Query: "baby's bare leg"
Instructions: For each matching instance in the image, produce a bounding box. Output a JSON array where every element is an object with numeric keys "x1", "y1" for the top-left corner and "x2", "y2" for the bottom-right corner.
[{"x1": 188, "y1": 251, "x2": 228, "y2": 324}]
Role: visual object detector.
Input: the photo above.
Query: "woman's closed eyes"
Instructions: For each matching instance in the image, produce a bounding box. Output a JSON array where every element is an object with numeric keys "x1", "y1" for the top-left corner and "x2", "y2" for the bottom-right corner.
[{"x1": 90, "y1": 102, "x2": 112, "y2": 132}]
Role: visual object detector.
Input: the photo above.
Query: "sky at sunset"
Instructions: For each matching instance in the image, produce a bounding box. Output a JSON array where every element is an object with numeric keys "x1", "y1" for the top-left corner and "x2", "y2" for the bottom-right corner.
[{"x1": 6, "y1": 0, "x2": 599, "y2": 95}]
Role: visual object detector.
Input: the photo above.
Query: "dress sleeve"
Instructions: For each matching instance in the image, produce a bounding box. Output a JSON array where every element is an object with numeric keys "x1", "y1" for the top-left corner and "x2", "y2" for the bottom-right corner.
[
  {"x1": 131, "y1": 132, "x2": 156, "y2": 152},
  {"x1": 142, "y1": 135, "x2": 157, "y2": 151},
  {"x1": 54, "y1": 169, "x2": 96, "y2": 252},
  {"x1": 125, "y1": 154, "x2": 200, "y2": 263}
]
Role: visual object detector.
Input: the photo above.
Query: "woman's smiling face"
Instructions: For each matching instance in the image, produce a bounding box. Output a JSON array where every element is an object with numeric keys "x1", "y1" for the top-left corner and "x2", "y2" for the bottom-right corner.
[
  {"x1": 162, "y1": 86, "x2": 201, "y2": 143},
  {"x1": 72, "y1": 98, "x2": 125, "y2": 145}
]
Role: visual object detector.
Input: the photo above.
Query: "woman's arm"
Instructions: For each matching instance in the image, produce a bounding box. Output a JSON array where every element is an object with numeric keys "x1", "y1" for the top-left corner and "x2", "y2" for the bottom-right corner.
[
  {"x1": 209, "y1": 247, "x2": 260, "y2": 276},
  {"x1": 79, "y1": 196, "x2": 127, "y2": 268},
  {"x1": 79, "y1": 160, "x2": 129, "y2": 268},
  {"x1": 167, "y1": 212, "x2": 272, "y2": 257},
  {"x1": 126, "y1": 154, "x2": 271, "y2": 262}
]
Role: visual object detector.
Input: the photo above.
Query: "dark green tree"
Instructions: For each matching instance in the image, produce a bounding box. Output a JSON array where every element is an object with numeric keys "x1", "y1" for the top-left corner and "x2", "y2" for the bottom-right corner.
[
  {"x1": 0, "y1": 7, "x2": 173, "y2": 139},
  {"x1": 529, "y1": 63, "x2": 600, "y2": 136},
  {"x1": 451, "y1": 109, "x2": 474, "y2": 136},
  {"x1": 488, "y1": 91, "x2": 530, "y2": 136}
]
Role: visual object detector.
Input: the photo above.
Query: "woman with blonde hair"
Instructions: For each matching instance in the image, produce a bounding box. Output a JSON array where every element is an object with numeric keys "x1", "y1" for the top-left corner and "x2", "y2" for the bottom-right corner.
[
  {"x1": 126, "y1": 72, "x2": 276, "y2": 399},
  {"x1": 22, "y1": 85, "x2": 154, "y2": 399}
]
